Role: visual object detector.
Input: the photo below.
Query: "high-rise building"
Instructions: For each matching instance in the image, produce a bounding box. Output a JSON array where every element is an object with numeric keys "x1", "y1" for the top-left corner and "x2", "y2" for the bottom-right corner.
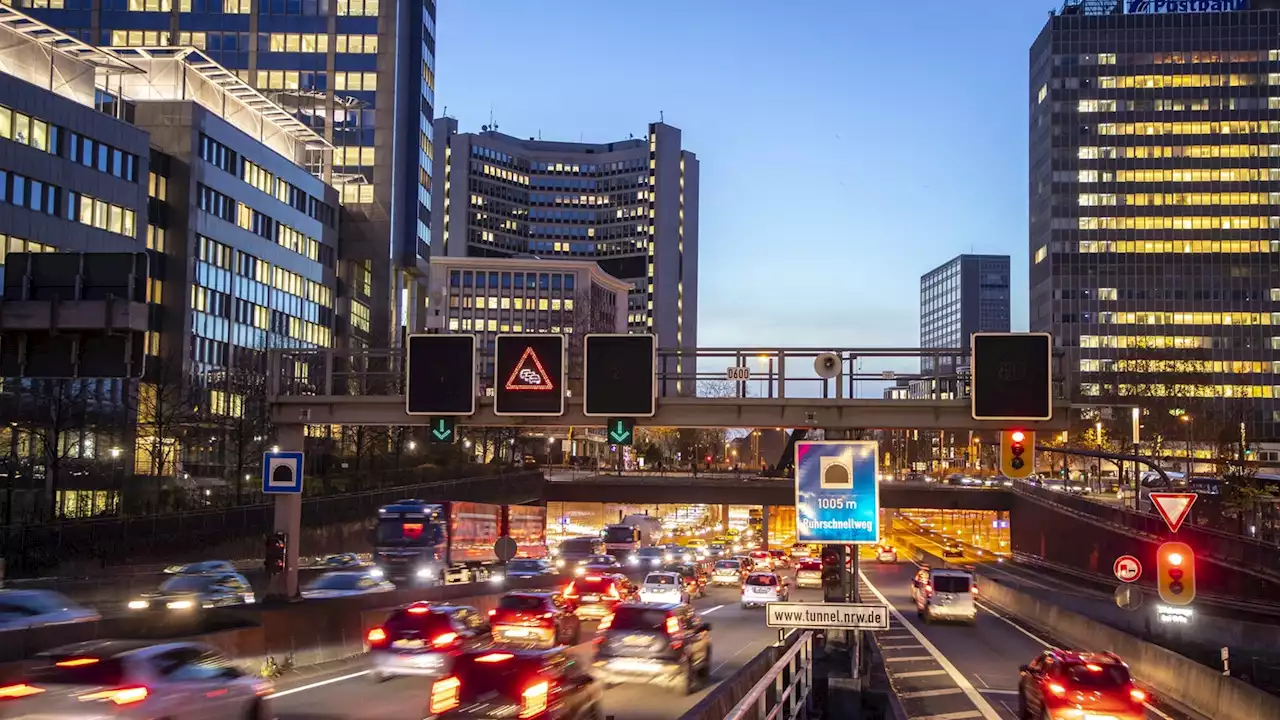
[
  {"x1": 23, "y1": 0, "x2": 438, "y2": 349},
  {"x1": 429, "y1": 119, "x2": 698, "y2": 394},
  {"x1": 919, "y1": 254, "x2": 1011, "y2": 374},
  {"x1": 1030, "y1": 0, "x2": 1280, "y2": 439}
]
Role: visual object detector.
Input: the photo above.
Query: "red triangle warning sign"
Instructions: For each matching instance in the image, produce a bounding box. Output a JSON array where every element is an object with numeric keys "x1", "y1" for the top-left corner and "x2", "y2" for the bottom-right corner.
[
  {"x1": 1150, "y1": 492, "x2": 1197, "y2": 534},
  {"x1": 504, "y1": 347, "x2": 555, "y2": 391}
]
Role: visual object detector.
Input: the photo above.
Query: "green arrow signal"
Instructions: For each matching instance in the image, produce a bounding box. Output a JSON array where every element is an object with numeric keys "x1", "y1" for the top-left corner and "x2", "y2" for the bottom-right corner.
[
  {"x1": 608, "y1": 420, "x2": 632, "y2": 444},
  {"x1": 431, "y1": 418, "x2": 454, "y2": 442}
]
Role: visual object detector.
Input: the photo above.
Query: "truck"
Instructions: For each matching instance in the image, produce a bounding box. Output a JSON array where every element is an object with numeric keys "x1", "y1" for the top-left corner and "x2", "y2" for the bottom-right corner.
[
  {"x1": 373, "y1": 500, "x2": 551, "y2": 584},
  {"x1": 505, "y1": 505, "x2": 549, "y2": 560},
  {"x1": 602, "y1": 514, "x2": 664, "y2": 560}
]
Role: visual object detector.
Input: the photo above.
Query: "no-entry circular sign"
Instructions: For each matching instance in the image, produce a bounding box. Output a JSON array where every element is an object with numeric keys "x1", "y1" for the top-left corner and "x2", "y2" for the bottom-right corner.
[{"x1": 1113, "y1": 555, "x2": 1142, "y2": 583}]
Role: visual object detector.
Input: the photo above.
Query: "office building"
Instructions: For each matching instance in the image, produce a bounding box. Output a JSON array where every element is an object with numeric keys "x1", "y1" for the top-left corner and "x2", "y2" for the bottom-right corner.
[
  {"x1": 919, "y1": 254, "x2": 1011, "y2": 374},
  {"x1": 24, "y1": 0, "x2": 438, "y2": 349},
  {"x1": 430, "y1": 119, "x2": 698, "y2": 394},
  {"x1": 424, "y1": 256, "x2": 630, "y2": 394},
  {"x1": 1030, "y1": 0, "x2": 1280, "y2": 440}
]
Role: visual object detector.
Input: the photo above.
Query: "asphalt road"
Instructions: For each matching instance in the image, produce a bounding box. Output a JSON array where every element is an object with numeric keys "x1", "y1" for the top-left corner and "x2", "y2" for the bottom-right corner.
[
  {"x1": 862, "y1": 551, "x2": 1199, "y2": 720},
  {"x1": 269, "y1": 570, "x2": 807, "y2": 720}
]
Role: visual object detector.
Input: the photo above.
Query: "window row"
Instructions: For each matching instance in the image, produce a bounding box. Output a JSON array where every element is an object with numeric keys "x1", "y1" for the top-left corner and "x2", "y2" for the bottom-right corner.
[
  {"x1": 0, "y1": 234, "x2": 57, "y2": 267},
  {"x1": 1076, "y1": 240, "x2": 1280, "y2": 254},
  {"x1": 1096, "y1": 74, "x2": 1259, "y2": 89},
  {"x1": 0, "y1": 171, "x2": 60, "y2": 216},
  {"x1": 1096, "y1": 312, "x2": 1280, "y2": 326},
  {"x1": 1077, "y1": 144, "x2": 1280, "y2": 160},
  {"x1": 1081, "y1": 168, "x2": 1280, "y2": 184},
  {"x1": 69, "y1": 192, "x2": 137, "y2": 238},
  {"x1": 1077, "y1": 97, "x2": 1279, "y2": 113},
  {"x1": 449, "y1": 296, "x2": 576, "y2": 311},
  {"x1": 267, "y1": 33, "x2": 380, "y2": 53},
  {"x1": 0, "y1": 106, "x2": 138, "y2": 182},
  {"x1": 1064, "y1": 51, "x2": 1277, "y2": 66},
  {"x1": 1095, "y1": 121, "x2": 1280, "y2": 136},
  {"x1": 197, "y1": 235, "x2": 331, "y2": 308},
  {"x1": 334, "y1": 146, "x2": 376, "y2": 167},
  {"x1": 1079, "y1": 384, "x2": 1278, "y2": 399},
  {"x1": 447, "y1": 318, "x2": 576, "y2": 334},
  {"x1": 1079, "y1": 359, "x2": 1280, "y2": 374},
  {"x1": 448, "y1": 270, "x2": 577, "y2": 291},
  {"x1": 1078, "y1": 193, "x2": 1280, "y2": 207},
  {"x1": 1076, "y1": 216, "x2": 1280, "y2": 231}
]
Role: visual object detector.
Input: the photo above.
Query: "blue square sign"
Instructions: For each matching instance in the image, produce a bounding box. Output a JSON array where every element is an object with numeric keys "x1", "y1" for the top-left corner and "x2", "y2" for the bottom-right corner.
[
  {"x1": 795, "y1": 440, "x2": 879, "y2": 544},
  {"x1": 262, "y1": 451, "x2": 304, "y2": 494}
]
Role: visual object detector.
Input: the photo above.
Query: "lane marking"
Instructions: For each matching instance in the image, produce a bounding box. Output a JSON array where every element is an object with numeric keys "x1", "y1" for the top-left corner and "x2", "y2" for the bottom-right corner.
[
  {"x1": 914, "y1": 711, "x2": 983, "y2": 720},
  {"x1": 860, "y1": 570, "x2": 1003, "y2": 720},
  {"x1": 267, "y1": 670, "x2": 369, "y2": 699},
  {"x1": 894, "y1": 669, "x2": 949, "y2": 678},
  {"x1": 700, "y1": 604, "x2": 725, "y2": 615},
  {"x1": 884, "y1": 655, "x2": 936, "y2": 662},
  {"x1": 898, "y1": 687, "x2": 965, "y2": 699},
  {"x1": 977, "y1": 689, "x2": 1019, "y2": 696},
  {"x1": 881, "y1": 644, "x2": 924, "y2": 650}
]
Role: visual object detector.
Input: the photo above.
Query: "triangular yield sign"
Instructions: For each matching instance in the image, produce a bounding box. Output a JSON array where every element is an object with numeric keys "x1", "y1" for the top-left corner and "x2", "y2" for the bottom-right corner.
[
  {"x1": 504, "y1": 346, "x2": 554, "y2": 391},
  {"x1": 1150, "y1": 492, "x2": 1198, "y2": 533}
]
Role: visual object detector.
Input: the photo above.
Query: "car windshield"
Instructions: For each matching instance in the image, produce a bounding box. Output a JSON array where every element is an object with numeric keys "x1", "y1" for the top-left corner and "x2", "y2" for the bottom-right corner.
[
  {"x1": 497, "y1": 595, "x2": 547, "y2": 612},
  {"x1": 159, "y1": 576, "x2": 216, "y2": 593},
  {"x1": 715, "y1": 561, "x2": 741, "y2": 570},
  {"x1": 573, "y1": 577, "x2": 613, "y2": 593},
  {"x1": 747, "y1": 575, "x2": 778, "y2": 586},
  {"x1": 603, "y1": 527, "x2": 638, "y2": 543},
  {"x1": 558, "y1": 539, "x2": 597, "y2": 555},
  {"x1": 644, "y1": 574, "x2": 677, "y2": 586},
  {"x1": 507, "y1": 560, "x2": 543, "y2": 572},
  {"x1": 307, "y1": 574, "x2": 366, "y2": 590},
  {"x1": 798, "y1": 561, "x2": 821, "y2": 571},
  {"x1": 386, "y1": 608, "x2": 453, "y2": 637},
  {"x1": 610, "y1": 607, "x2": 672, "y2": 631},
  {"x1": 933, "y1": 575, "x2": 971, "y2": 594},
  {"x1": 637, "y1": 548, "x2": 664, "y2": 557},
  {"x1": 586, "y1": 555, "x2": 614, "y2": 564},
  {"x1": 1062, "y1": 663, "x2": 1131, "y2": 688},
  {"x1": 28, "y1": 656, "x2": 126, "y2": 686}
]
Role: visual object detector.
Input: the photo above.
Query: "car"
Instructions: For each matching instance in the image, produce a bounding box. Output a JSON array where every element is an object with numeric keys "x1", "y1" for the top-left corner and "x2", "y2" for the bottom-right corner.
[
  {"x1": 941, "y1": 543, "x2": 964, "y2": 559},
  {"x1": 163, "y1": 560, "x2": 236, "y2": 575},
  {"x1": 768, "y1": 550, "x2": 790, "y2": 569},
  {"x1": 489, "y1": 592, "x2": 580, "y2": 647},
  {"x1": 563, "y1": 574, "x2": 636, "y2": 621},
  {"x1": 426, "y1": 645, "x2": 603, "y2": 719},
  {"x1": 748, "y1": 550, "x2": 773, "y2": 570},
  {"x1": 592, "y1": 603, "x2": 713, "y2": 695},
  {"x1": 320, "y1": 552, "x2": 363, "y2": 569},
  {"x1": 732, "y1": 555, "x2": 756, "y2": 573},
  {"x1": 875, "y1": 544, "x2": 898, "y2": 564},
  {"x1": 301, "y1": 571, "x2": 395, "y2": 599},
  {"x1": 661, "y1": 563, "x2": 708, "y2": 599},
  {"x1": 710, "y1": 559, "x2": 746, "y2": 586},
  {"x1": 794, "y1": 559, "x2": 822, "y2": 588},
  {"x1": 553, "y1": 537, "x2": 605, "y2": 570},
  {"x1": 503, "y1": 558, "x2": 556, "y2": 579},
  {"x1": 127, "y1": 573, "x2": 255, "y2": 612},
  {"x1": 366, "y1": 602, "x2": 492, "y2": 682},
  {"x1": 578, "y1": 555, "x2": 623, "y2": 575},
  {"x1": 789, "y1": 543, "x2": 813, "y2": 560},
  {"x1": 913, "y1": 567, "x2": 977, "y2": 625},
  {"x1": 1018, "y1": 650, "x2": 1147, "y2": 720},
  {"x1": 663, "y1": 544, "x2": 696, "y2": 563},
  {"x1": 633, "y1": 547, "x2": 668, "y2": 568},
  {"x1": 708, "y1": 543, "x2": 728, "y2": 557},
  {"x1": 638, "y1": 572, "x2": 690, "y2": 605},
  {"x1": 0, "y1": 590, "x2": 100, "y2": 631},
  {"x1": 0, "y1": 639, "x2": 271, "y2": 719},
  {"x1": 740, "y1": 572, "x2": 790, "y2": 608}
]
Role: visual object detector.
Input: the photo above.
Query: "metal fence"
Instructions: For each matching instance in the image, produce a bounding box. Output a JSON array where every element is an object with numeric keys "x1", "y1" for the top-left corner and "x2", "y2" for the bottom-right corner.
[{"x1": 724, "y1": 631, "x2": 814, "y2": 720}]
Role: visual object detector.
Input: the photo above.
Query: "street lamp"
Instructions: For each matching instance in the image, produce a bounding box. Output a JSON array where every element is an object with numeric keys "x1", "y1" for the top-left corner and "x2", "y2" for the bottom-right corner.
[
  {"x1": 407, "y1": 441, "x2": 417, "y2": 452},
  {"x1": 109, "y1": 447, "x2": 121, "y2": 460},
  {"x1": 1180, "y1": 414, "x2": 1193, "y2": 473}
]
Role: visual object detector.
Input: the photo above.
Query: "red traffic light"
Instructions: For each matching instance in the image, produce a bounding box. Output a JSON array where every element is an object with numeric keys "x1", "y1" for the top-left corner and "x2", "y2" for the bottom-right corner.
[
  {"x1": 1011, "y1": 431, "x2": 1025, "y2": 443},
  {"x1": 1167, "y1": 552, "x2": 1183, "y2": 566}
]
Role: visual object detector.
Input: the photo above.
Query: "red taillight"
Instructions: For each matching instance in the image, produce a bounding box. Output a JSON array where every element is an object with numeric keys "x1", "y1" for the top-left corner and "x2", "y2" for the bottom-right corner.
[
  {"x1": 407, "y1": 604, "x2": 431, "y2": 615},
  {"x1": 666, "y1": 616, "x2": 680, "y2": 636},
  {"x1": 488, "y1": 609, "x2": 497, "y2": 617},
  {"x1": 923, "y1": 584, "x2": 932, "y2": 595},
  {"x1": 432, "y1": 632, "x2": 459, "y2": 648},
  {"x1": 519, "y1": 680, "x2": 550, "y2": 719},
  {"x1": 606, "y1": 584, "x2": 621, "y2": 600},
  {"x1": 1048, "y1": 683, "x2": 1067, "y2": 697},
  {"x1": 55, "y1": 658, "x2": 100, "y2": 668},
  {"x1": 0, "y1": 684, "x2": 44, "y2": 699},
  {"x1": 1130, "y1": 688, "x2": 1147, "y2": 703},
  {"x1": 563, "y1": 582, "x2": 578, "y2": 599},
  {"x1": 599, "y1": 613, "x2": 614, "y2": 630},
  {"x1": 83, "y1": 686, "x2": 149, "y2": 705},
  {"x1": 429, "y1": 676, "x2": 460, "y2": 714},
  {"x1": 475, "y1": 652, "x2": 514, "y2": 663},
  {"x1": 585, "y1": 575, "x2": 602, "y2": 582},
  {"x1": 366, "y1": 627, "x2": 388, "y2": 645}
]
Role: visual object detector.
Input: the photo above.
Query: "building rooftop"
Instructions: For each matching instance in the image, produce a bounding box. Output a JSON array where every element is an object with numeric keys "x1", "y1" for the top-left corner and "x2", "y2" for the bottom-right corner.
[{"x1": 0, "y1": 6, "x2": 141, "y2": 74}]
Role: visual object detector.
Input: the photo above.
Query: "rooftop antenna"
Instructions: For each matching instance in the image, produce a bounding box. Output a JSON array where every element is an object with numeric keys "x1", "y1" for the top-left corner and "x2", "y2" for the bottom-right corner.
[
  {"x1": 488, "y1": 106, "x2": 498, "y2": 133},
  {"x1": 660, "y1": 110, "x2": 664, "y2": 123}
]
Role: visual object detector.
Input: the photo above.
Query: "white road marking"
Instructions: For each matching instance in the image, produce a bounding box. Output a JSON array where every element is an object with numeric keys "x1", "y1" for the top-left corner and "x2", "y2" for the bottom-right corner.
[
  {"x1": 972, "y1": 673, "x2": 990, "y2": 688},
  {"x1": 914, "y1": 711, "x2": 984, "y2": 720},
  {"x1": 881, "y1": 644, "x2": 925, "y2": 650},
  {"x1": 977, "y1": 689, "x2": 1020, "y2": 696},
  {"x1": 884, "y1": 655, "x2": 937, "y2": 662},
  {"x1": 898, "y1": 687, "x2": 965, "y2": 699},
  {"x1": 860, "y1": 570, "x2": 1003, "y2": 720},
  {"x1": 895, "y1": 669, "x2": 950, "y2": 678},
  {"x1": 700, "y1": 604, "x2": 725, "y2": 615},
  {"x1": 267, "y1": 670, "x2": 370, "y2": 698}
]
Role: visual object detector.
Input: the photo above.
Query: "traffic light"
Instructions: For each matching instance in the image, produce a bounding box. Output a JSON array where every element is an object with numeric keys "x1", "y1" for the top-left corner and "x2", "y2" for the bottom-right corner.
[
  {"x1": 821, "y1": 545, "x2": 844, "y2": 602},
  {"x1": 265, "y1": 532, "x2": 288, "y2": 576},
  {"x1": 1157, "y1": 541, "x2": 1195, "y2": 606},
  {"x1": 1001, "y1": 430, "x2": 1036, "y2": 479}
]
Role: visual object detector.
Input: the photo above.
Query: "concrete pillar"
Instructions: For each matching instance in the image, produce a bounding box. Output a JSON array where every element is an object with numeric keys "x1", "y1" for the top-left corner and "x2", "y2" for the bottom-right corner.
[
  {"x1": 268, "y1": 423, "x2": 306, "y2": 601},
  {"x1": 761, "y1": 505, "x2": 770, "y2": 550},
  {"x1": 720, "y1": 504, "x2": 730, "y2": 535}
]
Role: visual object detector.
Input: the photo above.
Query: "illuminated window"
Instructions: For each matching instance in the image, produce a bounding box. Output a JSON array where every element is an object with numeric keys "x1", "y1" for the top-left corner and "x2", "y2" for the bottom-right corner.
[
  {"x1": 69, "y1": 193, "x2": 135, "y2": 238},
  {"x1": 1098, "y1": 288, "x2": 1117, "y2": 301},
  {"x1": 1038, "y1": 84, "x2": 1047, "y2": 103},
  {"x1": 128, "y1": 0, "x2": 171, "y2": 10},
  {"x1": 1078, "y1": 240, "x2": 1280, "y2": 254},
  {"x1": 1096, "y1": 121, "x2": 1280, "y2": 136},
  {"x1": 339, "y1": 183, "x2": 375, "y2": 205},
  {"x1": 336, "y1": 34, "x2": 379, "y2": 53},
  {"x1": 350, "y1": 300, "x2": 371, "y2": 332},
  {"x1": 1033, "y1": 245, "x2": 1047, "y2": 264},
  {"x1": 223, "y1": 0, "x2": 250, "y2": 12},
  {"x1": 334, "y1": 147, "x2": 376, "y2": 166},
  {"x1": 0, "y1": 105, "x2": 54, "y2": 154},
  {"x1": 336, "y1": 0, "x2": 378, "y2": 14},
  {"x1": 176, "y1": 32, "x2": 206, "y2": 49},
  {"x1": 1079, "y1": 216, "x2": 1280, "y2": 231}
]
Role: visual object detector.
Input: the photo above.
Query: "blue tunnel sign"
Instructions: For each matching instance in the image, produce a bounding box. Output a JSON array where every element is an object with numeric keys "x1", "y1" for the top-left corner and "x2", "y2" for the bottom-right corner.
[{"x1": 794, "y1": 441, "x2": 880, "y2": 544}]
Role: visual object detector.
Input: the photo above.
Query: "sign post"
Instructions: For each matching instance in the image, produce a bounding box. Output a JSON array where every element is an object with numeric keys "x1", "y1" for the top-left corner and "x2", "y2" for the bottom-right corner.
[
  {"x1": 1113, "y1": 554, "x2": 1142, "y2": 583},
  {"x1": 262, "y1": 451, "x2": 304, "y2": 495}
]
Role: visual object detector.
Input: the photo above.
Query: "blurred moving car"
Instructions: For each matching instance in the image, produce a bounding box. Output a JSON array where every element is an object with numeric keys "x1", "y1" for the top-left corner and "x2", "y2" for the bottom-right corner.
[
  {"x1": 301, "y1": 571, "x2": 394, "y2": 599},
  {"x1": 914, "y1": 568, "x2": 977, "y2": 625},
  {"x1": 661, "y1": 563, "x2": 707, "y2": 599},
  {"x1": 489, "y1": 592, "x2": 579, "y2": 647},
  {"x1": 503, "y1": 558, "x2": 556, "y2": 580},
  {"x1": 638, "y1": 572, "x2": 689, "y2": 605},
  {"x1": 0, "y1": 639, "x2": 270, "y2": 719},
  {"x1": 563, "y1": 574, "x2": 637, "y2": 621},
  {"x1": 367, "y1": 602, "x2": 491, "y2": 682},
  {"x1": 1018, "y1": 650, "x2": 1146, "y2": 720},
  {"x1": 0, "y1": 590, "x2": 100, "y2": 632},
  {"x1": 578, "y1": 555, "x2": 623, "y2": 575},
  {"x1": 768, "y1": 550, "x2": 790, "y2": 569},
  {"x1": 426, "y1": 646, "x2": 602, "y2": 719},
  {"x1": 748, "y1": 550, "x2": 773, "y2": 570},
  {"x1": 552, "y1": 537, "x2": 605, "y2": 571},
  {"x1": 794, "y1": 559, "x2": 822, "y2": 589},
  {"x1": 592, "y1": 603, "x2": 712, "y2": 695},
  {"x1": 875, "y1": 544, "x2": 898, "y2": 563},
  {"x1": 710, "y1": 559, "x2": 746, "y2": 587},
  {"x1": 127, "y1": 573, "x2": 255, "y2": 612},
  {"x1": 163, "y1": 560, "x2": 236, "y2": 575},
  {"x1": 740, "y1": 572, "x2": 790, "y2": 609},
  {"x1": 319, "y1": 553, "x2": 363, "y2": 569},
  {"x1": 633, "y1": 547, "x2": 668, "y2": 568},
  {"x1": 941, "y1": 543, "x2": 964, "y2": 559}
]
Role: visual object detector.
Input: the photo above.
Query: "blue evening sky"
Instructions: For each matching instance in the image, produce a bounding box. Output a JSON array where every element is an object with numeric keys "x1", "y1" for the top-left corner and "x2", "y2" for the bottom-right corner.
[{"x1": 435, "y1": 0, "x2": 1055, "y2": 351}]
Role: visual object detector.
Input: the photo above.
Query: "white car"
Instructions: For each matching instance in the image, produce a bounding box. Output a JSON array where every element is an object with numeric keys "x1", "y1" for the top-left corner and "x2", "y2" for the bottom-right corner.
[
  {"x1": 914, "y1": 568, "x2": 977, "y2": 625},
  {"x1": 638, "y1": 572, "x2": 690, "y2": 605},
  {"x1": 0, "y1": 639, "x2": 271, "y2": 718},
  {"x1": 875, "y1": 545, "x2": 898, "y2": 564},
  {"x1": 740, "y1": 572, "x2": 790, "y2": 609},
  {"x1": 0, "y1": 590, "x2": 100, "y2": 632},
  {"x1": 711, "y1": 560, "x2": 745, "y2": 586},
  {"x1": 301, "y1": 571, "x2": 395, "y2": 599},
  {"x1": 163, "y1": 560, "x2": 237, "y2": 575}
]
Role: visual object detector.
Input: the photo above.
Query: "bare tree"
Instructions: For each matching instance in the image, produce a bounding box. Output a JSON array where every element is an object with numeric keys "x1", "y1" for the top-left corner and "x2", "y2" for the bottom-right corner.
[
  {"x1": 132, "y1": 355, "x2": 202, "y2": 510},
  {"x1": 216, "y1": 363, "x2": 274, "y2": 503},
  {"x1": 2, "y1": 379, "x2": 97, "y2": 520}
]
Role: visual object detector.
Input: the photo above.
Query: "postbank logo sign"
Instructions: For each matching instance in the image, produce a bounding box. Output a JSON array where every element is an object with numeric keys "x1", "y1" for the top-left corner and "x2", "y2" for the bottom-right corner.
[
  {"x1": 1127, "y1": 0, "x2": 1247, "y2": 12},
  {"x1": 505, "y1": 347, "x2": 554, "y2": 391}
]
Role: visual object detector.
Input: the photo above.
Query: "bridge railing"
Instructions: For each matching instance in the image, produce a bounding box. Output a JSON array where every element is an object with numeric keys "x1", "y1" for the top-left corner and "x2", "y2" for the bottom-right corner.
[{"x1": 724, "y1": 631, "x2": 814, "y2": 720}]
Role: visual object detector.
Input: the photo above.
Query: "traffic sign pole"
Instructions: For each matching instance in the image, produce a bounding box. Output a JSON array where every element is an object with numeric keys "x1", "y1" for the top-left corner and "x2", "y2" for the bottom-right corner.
[{"x1": 267, "y1": 424, "x2": 305, "y2": 602}]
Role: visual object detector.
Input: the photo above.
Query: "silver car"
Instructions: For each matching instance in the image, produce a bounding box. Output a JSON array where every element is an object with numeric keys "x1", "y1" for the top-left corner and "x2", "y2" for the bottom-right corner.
[
  {"x1": 301, "y1": 571, "x2": 394, "y2": 599},
  {"x1": 0, "y1": 590, "x2": 100, "y2": 632},
  {"x1": 128, "y1": 573, "x2": 255, "y2": 612},
  {"x1": 637, "y1": 572, "x2": 689, "y2": 605}
]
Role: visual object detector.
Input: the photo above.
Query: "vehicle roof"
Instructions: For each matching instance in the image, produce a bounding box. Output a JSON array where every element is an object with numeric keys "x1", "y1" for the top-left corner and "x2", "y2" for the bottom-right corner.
[
  {"x1": 927, "y1": 567, "x2": 973, "y2": 577},
  {"x1": 0, "y1": 589, "x2": 67, "y2": 599},
  {"x1": 319, "y1": 570, "x2": 372, "y2": 578},
  {"x1": 643, "y1": 572, "x2": 679, "y2": 578},
  {"x1": 747, "y1": 571, "x2": 778, "y2": 578},
  {"x1": 502, "y1": 591, "x2": 556, "y2": 600},
  {"x1": 458, "y1": 645, "x2": 565, "y2": 660},
  {"x1": 395, "y1": 602, "x2": 475, "y2": 613},
  {"x1": 1050, "y1": 649, "x2": 1126, "y2": 666},
  {"x1": 615, "y1": 601, "x2": 680, "y2": 611}
]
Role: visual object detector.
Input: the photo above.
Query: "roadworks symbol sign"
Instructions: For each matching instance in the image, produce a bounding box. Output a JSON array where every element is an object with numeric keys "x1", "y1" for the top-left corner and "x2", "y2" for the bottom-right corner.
[{"x1": 505, "y1": 347, "x2": 554, "y2": 391}]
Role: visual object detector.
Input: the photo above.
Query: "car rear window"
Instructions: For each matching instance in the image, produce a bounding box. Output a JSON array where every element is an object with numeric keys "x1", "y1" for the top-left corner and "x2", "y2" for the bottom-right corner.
[
  {"x1": 1061, "y1": 662, "x2": 1130, "y2": 688},
  {"x1": 574, "y1": 577, "x2": 613, "y2": 592},
  {"x1": 28, "y1": 657, "x2": 127, "y2": 686},
  {"x1": 610, "y1": 607, "x2": 671, "y2": 631},
  {"x1": 798, "y1": 561, "x2": 821, "y2": 570},
  {"x1": 498, "y1": 595, "x2": 547, "y2": 612},
  {"x1": 453, "y1": 654, "x2": 549, "y2": 702},
  {"x1": 385, "y1": 609, "x2": 453, "y2": 637},
  {"x1": 933, "y1": 575, "x2": 971, "y2": 594},
  {"x1": 644, "y1": 574, "x2": 677, "y2": 586},
  {"x1": 715, "y1": 561, "x2": 741, "y2": 570},
  {"x1": 746, "y1": 575, "x2": 778, "y2": 586}
]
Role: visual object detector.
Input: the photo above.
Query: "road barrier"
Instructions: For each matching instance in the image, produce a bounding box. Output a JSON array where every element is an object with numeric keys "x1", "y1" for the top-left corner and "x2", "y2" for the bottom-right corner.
[
  {"x1": 718, "y1": 631, "x2": 813, "y2": 720},
  {"x1": 980, "y1": 576, "x2": 1280, "y2": 719}
]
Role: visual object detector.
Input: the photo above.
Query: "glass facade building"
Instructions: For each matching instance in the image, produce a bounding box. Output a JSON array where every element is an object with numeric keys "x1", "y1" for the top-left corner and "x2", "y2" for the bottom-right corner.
[
  {"x1": 23, "y1": 0, "x2": 438, "y2": 349},
  {"x1": 919, "y1": 254, "x2": 1011, "y2": 374},
  {"x1": 1030, "y1": 0, "x2": 1280, "y2": 439}
]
